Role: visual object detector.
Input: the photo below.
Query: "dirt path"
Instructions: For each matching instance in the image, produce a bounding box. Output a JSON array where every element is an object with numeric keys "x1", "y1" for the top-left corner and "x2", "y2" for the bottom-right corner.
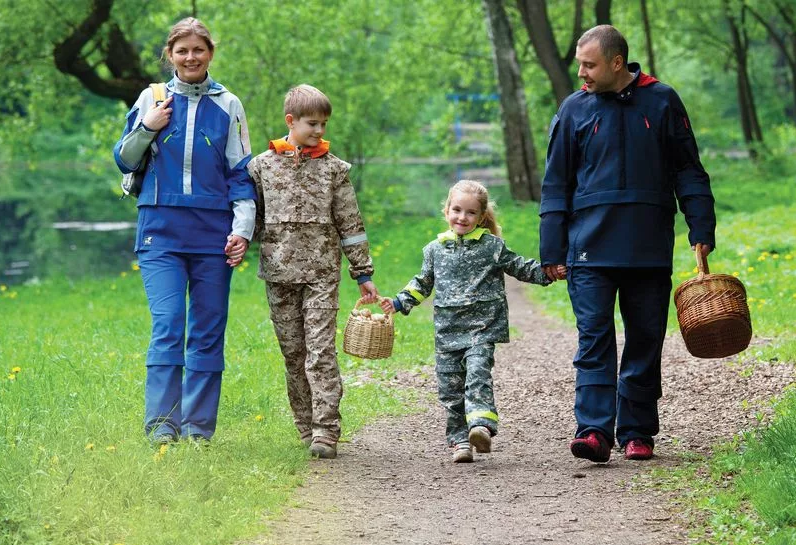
[{"x1": 246, "y1": 279, "x2": 793, "y2": 545}]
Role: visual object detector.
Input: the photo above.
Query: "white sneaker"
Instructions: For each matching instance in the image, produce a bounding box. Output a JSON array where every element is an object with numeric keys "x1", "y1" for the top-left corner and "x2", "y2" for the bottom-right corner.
[
  {"x1": 468, "y1": 426, "x2": 492, "y2": 453},
  {"x1": 452, "y1": 442, "x2": 473, "y2": 463}
]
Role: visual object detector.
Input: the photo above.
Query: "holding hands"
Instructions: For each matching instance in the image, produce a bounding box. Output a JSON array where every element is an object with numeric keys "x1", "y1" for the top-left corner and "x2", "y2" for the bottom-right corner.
[
  {"x1": 379, "y1": 297, "x2": 396, "y2": 315},
  {"x1": 358, "y1": 281, "x2": 379, "y2": 304},
  {"x1": 543, "y1": 264, "x2": 568, "y2": 282},
  {"x1": 224, "y1": 234, "x2": 249, "y2": 267}
]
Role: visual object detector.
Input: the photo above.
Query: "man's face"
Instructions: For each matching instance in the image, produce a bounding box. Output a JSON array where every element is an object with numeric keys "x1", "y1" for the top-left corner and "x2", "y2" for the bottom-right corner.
[{"x1": 575, "y1": 40, "x2": 622, "y2": 94}]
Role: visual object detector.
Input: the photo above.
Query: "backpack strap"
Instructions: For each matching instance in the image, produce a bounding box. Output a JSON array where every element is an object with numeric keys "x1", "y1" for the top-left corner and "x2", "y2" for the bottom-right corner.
[{"x1": 150, "y1": 82, "x2": 167, "y2": 105}]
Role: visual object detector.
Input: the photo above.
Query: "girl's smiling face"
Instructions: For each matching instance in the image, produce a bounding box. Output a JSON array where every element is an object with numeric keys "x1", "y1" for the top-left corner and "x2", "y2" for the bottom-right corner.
[{"x1": 445, "y1": 190, "x2": 483, "y2": 236}]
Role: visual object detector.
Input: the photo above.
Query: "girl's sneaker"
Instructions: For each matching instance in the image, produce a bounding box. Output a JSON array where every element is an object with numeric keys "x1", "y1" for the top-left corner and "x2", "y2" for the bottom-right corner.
[
  {"x1": 468, "y1": 426, "x2": 492, "y2": 453},
  {"x1": 453, "y1": 442, "x2": 473, "y2": 463}
]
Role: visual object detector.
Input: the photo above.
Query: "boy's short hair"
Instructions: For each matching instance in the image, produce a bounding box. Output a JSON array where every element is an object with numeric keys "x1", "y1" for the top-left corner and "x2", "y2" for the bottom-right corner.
[{"x1": 284, "y1": 84, "x2": 332, "y2": 118}]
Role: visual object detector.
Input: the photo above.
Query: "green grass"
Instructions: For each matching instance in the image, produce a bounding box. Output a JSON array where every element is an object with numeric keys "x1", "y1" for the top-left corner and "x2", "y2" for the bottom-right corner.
[{"x1": 0, "y1": 155, "x2": 793, "y2": 544}]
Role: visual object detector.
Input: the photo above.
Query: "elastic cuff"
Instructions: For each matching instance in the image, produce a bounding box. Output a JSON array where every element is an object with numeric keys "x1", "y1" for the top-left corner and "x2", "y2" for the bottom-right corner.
[
  {"x1": 356, "y1": 275, "x2": 372, "y2": 285},
  {"x1": 146, "y1": 350, "x2": 185, "y2": 366},
  {"x1": 575, "y1": 370, "x2": 616, "y2": 389},
  {"x1": 618, "y1": 378, "x2": 661, "y2": 402},
  {"x1": 185, "y1": 355, "x2": 225, "y2": 372}
]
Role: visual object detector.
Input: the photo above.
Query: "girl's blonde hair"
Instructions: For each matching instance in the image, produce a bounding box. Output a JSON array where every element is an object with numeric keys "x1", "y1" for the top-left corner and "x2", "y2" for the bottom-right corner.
[{"x1": 443, "y1": 180, "x2": 501, "y2": 237}]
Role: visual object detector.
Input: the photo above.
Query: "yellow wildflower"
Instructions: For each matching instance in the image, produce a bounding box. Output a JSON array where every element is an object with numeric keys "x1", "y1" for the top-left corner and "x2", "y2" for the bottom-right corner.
[
  {"x1": 748, "y1": 297, "x2": 756, "y2": 303},
  {"x1": 772, "y1": 254, "x2": 779, "y2": 260},
  {"x1": 732, "y1": 272, "x2": 740, "y2": 277},
  {"x1": 7, "y1": 374, "x2": 15, "y2": 381},
  {"x1": 757, "y1": 255, "x2": 766, "y2": 262},
  {"x1": 785, "y1": 254, "x2": 793, "y2": 260},
  {"x1": 11, "y1": 366, "x2": 21, "y2": 373},
  {"x1": 85, "y1": 443, "x2": 95, "y2": 450},
  {"x1": 132, "y1": 262, "x2": 140, "y2": 271},
  {"x1": 106, "y1": 445, "x2": 117, "y2": 453},
  {"x1": 747, "y1": 267, "x2": 755, "y2": 272},
  {"x1": 255, "y1": 414, "x2": 264, "y2": 422},
  {"x1": 0, "y1": 285, "x2": 6, "y2": 292},
  {"x1": 120, "y1": 271, "x2": 128, "y2": 277}
]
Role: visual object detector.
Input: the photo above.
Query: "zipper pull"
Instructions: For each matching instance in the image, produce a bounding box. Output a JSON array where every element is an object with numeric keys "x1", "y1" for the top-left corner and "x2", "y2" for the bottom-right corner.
[{"x1": 643, "y1": 116, "x2": 650, "y2": 129}]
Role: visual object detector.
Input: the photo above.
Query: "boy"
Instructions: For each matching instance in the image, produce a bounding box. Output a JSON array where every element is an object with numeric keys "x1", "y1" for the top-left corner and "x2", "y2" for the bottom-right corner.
[{"x1": 247, "y1": 84, "x2": 378, "y2": 459}]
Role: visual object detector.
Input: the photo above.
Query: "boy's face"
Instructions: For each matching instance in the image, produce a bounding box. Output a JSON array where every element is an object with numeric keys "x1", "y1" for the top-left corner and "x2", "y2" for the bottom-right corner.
[{"x1": 286, "y1": 112, "x2": 328, "y2": 148}]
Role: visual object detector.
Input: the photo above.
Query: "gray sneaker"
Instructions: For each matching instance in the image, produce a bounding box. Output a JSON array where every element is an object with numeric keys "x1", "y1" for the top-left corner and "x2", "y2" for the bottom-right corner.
[
  {"x1": 309, "y1": 439, "x2": 337, "y2": 459},
  {"x1": 452, "y1": 442, "x2": 473, "y2": 463},
  {"x1": 468, "y1": 426, "x2": 492, "y2": 453}
]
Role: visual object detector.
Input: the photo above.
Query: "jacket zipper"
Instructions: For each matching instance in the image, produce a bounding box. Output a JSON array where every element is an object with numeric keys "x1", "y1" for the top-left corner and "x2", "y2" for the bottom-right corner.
[{"x1": 619, "y1": 106, "x2": 626, "y2": 189}]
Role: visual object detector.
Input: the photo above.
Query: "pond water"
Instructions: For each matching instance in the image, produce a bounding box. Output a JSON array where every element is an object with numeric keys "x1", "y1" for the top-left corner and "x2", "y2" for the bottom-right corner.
[{"x1": 1, "y1": 222, "x2": 138, "y2": 286}]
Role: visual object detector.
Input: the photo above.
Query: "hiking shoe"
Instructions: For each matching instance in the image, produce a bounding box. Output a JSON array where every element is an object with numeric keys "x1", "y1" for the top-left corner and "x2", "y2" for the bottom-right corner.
[
  {"x1": 300, "y1": 433, "x2": 313, "y2": 447},
  {"x1": 452, "y1": 443, "x2": 473, "y2": 463},
  {"x1": 309, "y1": 439, "x2": 337, "y2": 459},
  {"x1": 570, "y1": 431, "x2": 611, "y2": 463},
  {"x1": 151, "y1": 433, "x2": 178, "y2": 447},
  {"x1": 468, "y1": 426, "x2": 492, "y2": 453},
  {"x1": 624, "y1": 439, "x2": 654, "y2": 460}
]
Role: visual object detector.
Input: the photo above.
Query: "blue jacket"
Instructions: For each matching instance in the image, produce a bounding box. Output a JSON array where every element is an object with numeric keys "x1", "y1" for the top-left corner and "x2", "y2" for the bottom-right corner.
[
  {"x1": 114, "y1": 75, "x2": 257, "y2": 253},
  {"x1": 539, "y1": 64, "x2": 715, "y2": 268}
]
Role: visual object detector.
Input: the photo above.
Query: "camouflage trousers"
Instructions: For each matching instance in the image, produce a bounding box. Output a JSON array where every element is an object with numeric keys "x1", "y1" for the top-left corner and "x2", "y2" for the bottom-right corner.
[
  {"x1": 266, "y1": 281, "x2": 342, "y2": 444},
  {"x1": 435, "y1": 343, "x2": 498, "y2": 446}
]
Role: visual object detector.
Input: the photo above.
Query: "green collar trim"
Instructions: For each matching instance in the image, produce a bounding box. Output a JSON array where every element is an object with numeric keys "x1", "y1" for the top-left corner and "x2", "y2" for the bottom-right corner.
[{"x1": 437, "y1": 227, "x2": 490, "y2": 243}]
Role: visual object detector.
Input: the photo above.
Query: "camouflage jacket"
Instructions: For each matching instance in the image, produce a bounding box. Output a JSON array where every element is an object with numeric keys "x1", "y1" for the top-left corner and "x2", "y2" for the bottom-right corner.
[
  {"x1": 247, "y1": 145, "x2": 373, "y2": 284},
  {"x1": 395, "y1": 228, "x2": 551, "y2": 351}
]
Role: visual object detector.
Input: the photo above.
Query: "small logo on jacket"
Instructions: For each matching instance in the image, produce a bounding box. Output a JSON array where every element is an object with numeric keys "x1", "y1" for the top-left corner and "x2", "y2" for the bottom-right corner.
[
  {"x1": 577, "y1": 251, "x2": 588, "y2": 262},
  {"x1": 143, "y1": 236, "x2": 153, "y2": 245}
]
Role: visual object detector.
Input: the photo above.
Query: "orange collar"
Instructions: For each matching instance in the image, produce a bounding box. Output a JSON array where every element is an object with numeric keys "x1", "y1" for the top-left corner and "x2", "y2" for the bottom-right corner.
[{"x1": 269, "y1": 137, "x2": 330, "y2": 158}]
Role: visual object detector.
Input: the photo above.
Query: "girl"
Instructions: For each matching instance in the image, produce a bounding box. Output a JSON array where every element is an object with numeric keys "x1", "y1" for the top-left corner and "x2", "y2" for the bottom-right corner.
[{"x1": 381, "y1": 180, "x2": 562, "y2": 462}]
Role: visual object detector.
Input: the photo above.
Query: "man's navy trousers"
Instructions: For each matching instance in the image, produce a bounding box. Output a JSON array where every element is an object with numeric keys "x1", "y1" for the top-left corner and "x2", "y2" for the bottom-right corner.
[{"x1": 567, "y1": 266, "x2": 672, "y2": 447}]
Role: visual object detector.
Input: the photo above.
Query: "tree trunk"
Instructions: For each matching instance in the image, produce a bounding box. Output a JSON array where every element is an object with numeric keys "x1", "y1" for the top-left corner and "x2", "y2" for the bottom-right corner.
[
  {"x1": 482, "y1": 0, "x2": 541, "y2": 201},
  {"x1": 595, "y1": 0, "x2": 612, "y2": 25},
  {"x1": 747, "y1": 1, "x2": 796, "y2": 122},
  {"x1": 724, "y1": 0, "x2": 764, "y2": 158},
  {"x1": 53, "y1": 0, "x2": 154, "y2": 106},
  {"x1": 639, "y1": 0, "x2": 657, "y2": 76},
  {"x1": 516, "y1": 0, "x2": 583, "y2": 105}
]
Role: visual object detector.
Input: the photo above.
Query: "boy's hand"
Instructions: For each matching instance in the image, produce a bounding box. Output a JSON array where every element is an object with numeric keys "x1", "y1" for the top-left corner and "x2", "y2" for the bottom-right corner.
[
  {"x1": 225, "y1": 234, "x2": 249, "y2": 267},
  {"x1": 358, "y1": 281, "x2": 378, "y2": 304},
  {"x1": 379, "y1": 297, "x2": 396, "y2": 314}
]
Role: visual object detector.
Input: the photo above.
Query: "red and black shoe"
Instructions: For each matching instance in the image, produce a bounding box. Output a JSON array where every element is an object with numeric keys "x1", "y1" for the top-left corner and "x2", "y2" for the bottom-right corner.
[
  {"x1": 570, "y1": 431, "x2": 611, "y2": 463},
  {"x1": 623, "y1": 439, "x2": 654, "y2": 460}
]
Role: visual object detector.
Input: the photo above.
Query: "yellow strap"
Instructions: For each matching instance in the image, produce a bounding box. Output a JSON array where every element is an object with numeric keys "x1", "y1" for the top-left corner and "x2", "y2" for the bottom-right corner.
[
  {"x1": 466, "y1": 411, "x2": 499, "y2": 423},
  {"x1": 150, "y1": 82, "x2": 166, "y2": 103}
]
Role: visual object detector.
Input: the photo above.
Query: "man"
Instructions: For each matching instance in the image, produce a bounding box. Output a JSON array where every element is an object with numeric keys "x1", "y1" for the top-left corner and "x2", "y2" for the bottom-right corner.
[{"x1": 539, "y1": 25, "x2": 716, "y2": 463}]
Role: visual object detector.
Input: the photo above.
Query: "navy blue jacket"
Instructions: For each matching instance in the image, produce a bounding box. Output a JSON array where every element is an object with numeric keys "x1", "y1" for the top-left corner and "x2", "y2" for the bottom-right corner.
[{"x1": 539, "y1": 64, "x2": 715, "y2": 269}]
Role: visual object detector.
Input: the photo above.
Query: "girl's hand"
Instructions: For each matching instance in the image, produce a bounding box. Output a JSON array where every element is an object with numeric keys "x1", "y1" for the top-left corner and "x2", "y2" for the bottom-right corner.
[
  {"x1": 142, "y1": 96, "x2": 173, "y2": 131},
  {"x1": 379, "y1": 298, "x2": 395, "y2": 314}
]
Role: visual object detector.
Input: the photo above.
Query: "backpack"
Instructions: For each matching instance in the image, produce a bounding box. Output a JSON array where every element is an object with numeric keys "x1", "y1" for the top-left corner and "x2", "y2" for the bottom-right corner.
[{"x1": 121, "y1": 83, "x2": 167, "y2": 199}]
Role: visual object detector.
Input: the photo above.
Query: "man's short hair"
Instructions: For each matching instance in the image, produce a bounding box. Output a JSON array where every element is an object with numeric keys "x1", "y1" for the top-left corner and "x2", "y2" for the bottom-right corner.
[
  {"x1": 284, "y1": 84, "x2": 332, "y2": 118},
  {"x1": 578, "y1": 25, "x2": 629, "y2": 66}
]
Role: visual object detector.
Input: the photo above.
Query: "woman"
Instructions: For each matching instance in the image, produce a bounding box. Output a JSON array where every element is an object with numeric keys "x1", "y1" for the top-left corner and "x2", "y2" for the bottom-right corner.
[{"x1": 113, "y1": 17, "x2": 256, "y2": 444}]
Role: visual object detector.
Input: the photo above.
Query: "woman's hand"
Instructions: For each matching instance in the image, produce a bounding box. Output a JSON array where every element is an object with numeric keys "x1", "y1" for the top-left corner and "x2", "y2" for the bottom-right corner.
[
  {"x1": 225, "y1": 234, "x2": 249, "y2": 267},
  {"x1": 142, "y1": 96, "x2": 173, "y2": 131}
]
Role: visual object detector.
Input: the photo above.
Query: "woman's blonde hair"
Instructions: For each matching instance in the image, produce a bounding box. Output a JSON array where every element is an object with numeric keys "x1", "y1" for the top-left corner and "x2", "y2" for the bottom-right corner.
[
  {"x1": 162, "y1": 17, "x2": 215, "y2": 63},
  {"x1": 442, "y1": 180, "x2": 501, "y2": 237}
]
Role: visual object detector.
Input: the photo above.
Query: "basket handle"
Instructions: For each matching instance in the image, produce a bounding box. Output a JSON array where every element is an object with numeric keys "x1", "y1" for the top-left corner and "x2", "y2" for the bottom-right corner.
[{"x1": 694, "y1": 243, "x2": 710, "y2": 279}]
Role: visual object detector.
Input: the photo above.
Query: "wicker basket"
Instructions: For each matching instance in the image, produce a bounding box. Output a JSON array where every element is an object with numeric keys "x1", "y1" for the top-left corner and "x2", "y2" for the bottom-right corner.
[
  {"x1": 673, "y1": 244, "x2": 752, "y2": 359},
  {"x1": 342, "y1": 297, "x2": 394, "y2": 360}
]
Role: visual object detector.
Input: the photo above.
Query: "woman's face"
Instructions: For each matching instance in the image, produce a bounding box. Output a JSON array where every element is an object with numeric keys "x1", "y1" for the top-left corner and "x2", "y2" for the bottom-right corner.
[{"x1": 168, "y1": 34, "x2": 213, "y2": 83}]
